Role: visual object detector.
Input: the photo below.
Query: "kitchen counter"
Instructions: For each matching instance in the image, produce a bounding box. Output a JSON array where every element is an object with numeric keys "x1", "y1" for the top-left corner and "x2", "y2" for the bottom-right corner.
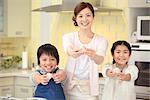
[
  {"x1": 0, "y1": 69, "x2": 34, "y2": 98},
  {"x1": 0, "y1": 69, "x2": 32, "y2": 77}
]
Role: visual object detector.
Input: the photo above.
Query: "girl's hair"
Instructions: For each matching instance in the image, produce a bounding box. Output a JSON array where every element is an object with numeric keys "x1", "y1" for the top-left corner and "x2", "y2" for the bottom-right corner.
[
  {"x1": 72, "y1": 2, "x2": 95, "y2": 26},
  {"x1": 37, "y1": 43, "x2": 59, "y2": 65},
  {"x1": 111, "y1": 40, "x2": 131, "y2": 64}
]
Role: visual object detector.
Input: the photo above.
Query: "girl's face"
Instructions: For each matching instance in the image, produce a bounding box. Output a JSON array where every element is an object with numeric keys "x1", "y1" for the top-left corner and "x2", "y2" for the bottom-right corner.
[
  {"x1": 39, "y1": 53, "x2": 57, "y2": 73},
  {"x1": 113, "y1": 45, "x2": 130, "y2": 68},
  {"x1": 76, "y1": 7, "x2": 94, "y2": 30}
]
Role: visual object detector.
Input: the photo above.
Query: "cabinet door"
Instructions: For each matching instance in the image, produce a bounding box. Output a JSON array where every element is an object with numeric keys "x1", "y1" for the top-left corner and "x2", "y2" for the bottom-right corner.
[
  {"x1": 14, "y1": 76, "x2": 33, "y2": 98},
  {"x1": 0, "y1": 0, "x2": 6, "y2": 36},
  {"x1": 0, "y1": 86, "x2": 14, "y2": 97},
  {"x1": 15, "y1": 86, "x2": 33, "y2": 98},
  {"x1": 0, "y1": 77, "x2": 14, "y2": 96},
  {"x1": 129, "y1": 0, "x2": 150, "y2": 7},
  {"x1": 7, "y1": 0, "x2": 31, "y2": 37},
  {"x1": 99, "y1": 84, "x2": 104, "y2": 100}
]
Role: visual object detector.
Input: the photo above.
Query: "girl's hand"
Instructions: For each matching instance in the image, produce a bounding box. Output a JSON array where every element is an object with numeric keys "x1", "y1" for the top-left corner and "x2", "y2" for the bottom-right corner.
[
  {"x1": 106, "y1": 69, "x2": 116, "y2": 77},
  {"x1": 53, "y1": 69, "x2": 66, "y2": 84},
  {"x1": 117, "y1": 73, "x2": 131, "y2": 81},
  {"x1": 34, "y1": 74, "x2": 49, "y2": 85}
]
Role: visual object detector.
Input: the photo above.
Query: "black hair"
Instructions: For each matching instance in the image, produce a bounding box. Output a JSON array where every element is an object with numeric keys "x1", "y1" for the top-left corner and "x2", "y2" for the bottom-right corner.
[
  {"x1": 111, "y1": 40, "x2": 131, "y2": 64},
  {"x1": 37, "y1": 43, "x2": 59, "y2": 65},
  {"x1": 72, "y1": 2, "x2": 95, "y2": 26}
]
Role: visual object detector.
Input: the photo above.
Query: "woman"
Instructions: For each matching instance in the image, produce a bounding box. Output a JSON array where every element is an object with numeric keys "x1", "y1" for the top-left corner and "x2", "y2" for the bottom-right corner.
[{"x1": 62, "y1": 2, "x2": 108, "y2": 100}]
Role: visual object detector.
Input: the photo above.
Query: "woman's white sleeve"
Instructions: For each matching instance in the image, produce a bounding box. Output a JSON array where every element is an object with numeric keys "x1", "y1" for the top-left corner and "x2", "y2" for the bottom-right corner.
[
  {"x1": 102, "y1": 64, "x2": 112, "y2": 77},
  {"x1": 62, "y1": 34, "x2": 73, "y2": 54}
]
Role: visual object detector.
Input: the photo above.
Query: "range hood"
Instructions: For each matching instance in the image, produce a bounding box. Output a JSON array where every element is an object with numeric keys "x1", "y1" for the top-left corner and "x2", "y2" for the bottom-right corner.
[{"x1": 32, "y1": 0, "x2": 122, "y2": 12}]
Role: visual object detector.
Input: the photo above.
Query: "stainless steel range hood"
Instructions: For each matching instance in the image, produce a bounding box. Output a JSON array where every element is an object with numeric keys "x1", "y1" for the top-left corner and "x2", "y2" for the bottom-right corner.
[{"x1": 32, "y1": 0, "x2": 122, "y2": 12}]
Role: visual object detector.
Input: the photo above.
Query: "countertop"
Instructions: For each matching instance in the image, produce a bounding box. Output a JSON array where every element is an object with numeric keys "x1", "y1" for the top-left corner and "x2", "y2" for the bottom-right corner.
[{"x1": 0, "y1": 69, "x2": 32, "y2": 77}]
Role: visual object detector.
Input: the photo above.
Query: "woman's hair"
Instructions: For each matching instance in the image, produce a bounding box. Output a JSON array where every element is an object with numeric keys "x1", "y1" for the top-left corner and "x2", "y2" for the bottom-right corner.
[
  {"x1": 37, "y1": 43, "x2": 59, "y2": 65},
  {"x1": 72, "y1": 2, "x2": 95, "y2": 26},
  {"x1": 111, "y1": 40, "x2": 131, "y2": 64}
]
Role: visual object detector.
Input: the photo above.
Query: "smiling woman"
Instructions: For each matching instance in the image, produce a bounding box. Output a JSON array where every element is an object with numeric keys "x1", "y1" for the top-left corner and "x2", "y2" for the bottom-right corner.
[{"x1": 62, "y1": 2, "x2": 108, "y2": 100}]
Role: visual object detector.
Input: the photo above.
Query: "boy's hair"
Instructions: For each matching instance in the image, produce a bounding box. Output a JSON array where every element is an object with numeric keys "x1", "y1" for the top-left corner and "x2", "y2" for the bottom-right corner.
[
  {"x1": 37, "y1": 43, "x2": 59, "y2": 65},
  {"x1": 111, "y1": 40, "x2": 131, "y2": 64}
]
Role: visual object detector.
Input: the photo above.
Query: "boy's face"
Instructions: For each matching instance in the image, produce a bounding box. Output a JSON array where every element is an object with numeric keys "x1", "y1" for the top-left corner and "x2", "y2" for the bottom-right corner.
[{"x1": 39, "y1": 53, "x2": 57, "y2": 73}]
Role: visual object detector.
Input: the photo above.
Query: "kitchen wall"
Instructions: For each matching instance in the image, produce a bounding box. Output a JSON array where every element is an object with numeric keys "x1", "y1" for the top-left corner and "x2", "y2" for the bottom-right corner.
[
  {"x1": 0, "y1": 0, "x2": 129, "y2": 71},
  {"x1": 30, "y1": 0, "x2": 128, "y2": 70}
]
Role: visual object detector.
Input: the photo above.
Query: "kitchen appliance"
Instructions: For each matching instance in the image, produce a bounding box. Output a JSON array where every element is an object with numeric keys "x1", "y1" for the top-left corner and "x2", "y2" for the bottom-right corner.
[
  {"x1": 129, "y1": 43, "x2": 150, "y2": 99},
  {"x1": 137, "y1": 16, "x2": 150, "y2": 41},
  {"x1": 32, "y1": 0, "x2": 122, "y2": 12}
]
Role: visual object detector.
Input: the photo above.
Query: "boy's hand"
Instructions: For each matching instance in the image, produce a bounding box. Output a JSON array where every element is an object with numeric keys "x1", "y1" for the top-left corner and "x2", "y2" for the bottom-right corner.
[
  {"x1": 34, "y1": 74, "x2": 49, "y2": 85},
  {"x1": 53, "y1": 69, "x2": 66, "y2": 84}
]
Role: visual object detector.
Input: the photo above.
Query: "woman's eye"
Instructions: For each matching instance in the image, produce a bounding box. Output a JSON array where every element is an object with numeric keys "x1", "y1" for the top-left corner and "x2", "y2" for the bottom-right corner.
[
  {"x1": 79, "y1": 15, "x2": 82, "y2": 18},
  {"x1": 116, "y1": 52, "x2": 120, "y2": 54},
  {"x1": 87, "y1": 14, "x2": 91, "y2": 17}
]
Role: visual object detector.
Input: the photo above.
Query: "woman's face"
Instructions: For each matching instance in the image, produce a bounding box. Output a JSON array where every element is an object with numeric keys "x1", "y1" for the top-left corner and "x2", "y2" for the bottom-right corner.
[
  {"x1": 76, "y1": 7, "x2": 94, "y2": 29},
  {"x1": 39, "y1": 53, "x2": 57, "y2": 73},
  {"x1": 113, "y1": 45, "x2": 130, "y2": 68}
]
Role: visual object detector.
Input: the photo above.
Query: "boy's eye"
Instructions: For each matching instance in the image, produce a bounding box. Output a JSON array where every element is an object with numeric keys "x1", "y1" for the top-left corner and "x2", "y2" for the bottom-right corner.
[
  {"x1": 50, "y1": 58, "x2": 55, "y2": 61},
  {"x1": 42, "y1": 58, "x2": 47, "y2": 61}
]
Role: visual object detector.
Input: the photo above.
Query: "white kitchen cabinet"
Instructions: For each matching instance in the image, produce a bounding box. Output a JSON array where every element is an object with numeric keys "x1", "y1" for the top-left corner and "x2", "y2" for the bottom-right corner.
[
  {"x1": 0, "y1": 76, "x2": 33, "y2": 98},
  {"x1": 0, "y1": 0, "x2": 31, "y2": 37},
  {"x1": 0, "y1": 77, "x2": 14, "y2": 97},
  {"x1": 128, "y1": 0, "x2": 150, "y2": 43},
  {"x1": 129, "y1": 0, "x2": 150, "y2": 7},
  {"x1": 14, "y1": 76, "x2": 33, "y2": 98}
]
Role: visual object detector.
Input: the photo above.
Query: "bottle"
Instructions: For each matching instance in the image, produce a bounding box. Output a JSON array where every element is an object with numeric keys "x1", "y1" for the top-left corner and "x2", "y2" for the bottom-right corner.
[{"x1": 22, "y1": 46, "x2": 28, "y2": 69}]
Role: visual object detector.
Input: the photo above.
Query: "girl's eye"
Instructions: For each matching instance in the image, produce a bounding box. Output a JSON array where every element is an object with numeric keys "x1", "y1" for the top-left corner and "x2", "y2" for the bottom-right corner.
[
  {"x1": 116, "y1": 51, "x2": 120, "y2": 54},
  {"x1": 124, "y1": 51, "x2": 129, "y2": 54}
]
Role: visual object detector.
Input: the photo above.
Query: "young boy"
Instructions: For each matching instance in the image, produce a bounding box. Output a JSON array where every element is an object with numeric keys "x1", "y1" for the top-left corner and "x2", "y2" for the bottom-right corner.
[{"x1": 30, "y1": 43, "x2": 66, "y2": 100}]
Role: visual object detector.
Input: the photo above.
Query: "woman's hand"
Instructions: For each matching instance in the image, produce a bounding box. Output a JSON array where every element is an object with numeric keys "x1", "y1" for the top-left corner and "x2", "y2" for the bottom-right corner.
[
  {"x1": 53, "y1": 69, "x2": 66, "y2": 84},
  {"x1": 84, "y1": 48, "x2": 96, "y2": 59},
  {"x1": 84, "y1": 47, "x2": 104, "y2": 64},
  {"x1": 67, "y1": 46, "x2": 84, "y2": 58}
]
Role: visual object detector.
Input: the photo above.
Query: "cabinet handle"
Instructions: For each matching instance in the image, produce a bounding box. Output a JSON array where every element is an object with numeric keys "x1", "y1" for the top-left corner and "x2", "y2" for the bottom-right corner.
[
  {"x1": 15, "y1": 31, "x2": 23, "y2": 35},
  {"x1": 2, "y1": 88, "x2": 10, "y2": 91},
  {"x1": 21, "y1": 88, "x2": 28, "y2": 93}
]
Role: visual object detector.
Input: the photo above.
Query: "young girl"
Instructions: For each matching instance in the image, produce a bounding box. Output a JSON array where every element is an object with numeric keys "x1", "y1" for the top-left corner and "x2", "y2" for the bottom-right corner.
[
  {"x1": 30, "y1": 43, "x2": 66, "y2": 100},
  {"x1": 62, "y1": 2, "x2": 108, "y2": 100},
  {"x1": 102, "y1": 40, "x2": 139, "y2": 100}
]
